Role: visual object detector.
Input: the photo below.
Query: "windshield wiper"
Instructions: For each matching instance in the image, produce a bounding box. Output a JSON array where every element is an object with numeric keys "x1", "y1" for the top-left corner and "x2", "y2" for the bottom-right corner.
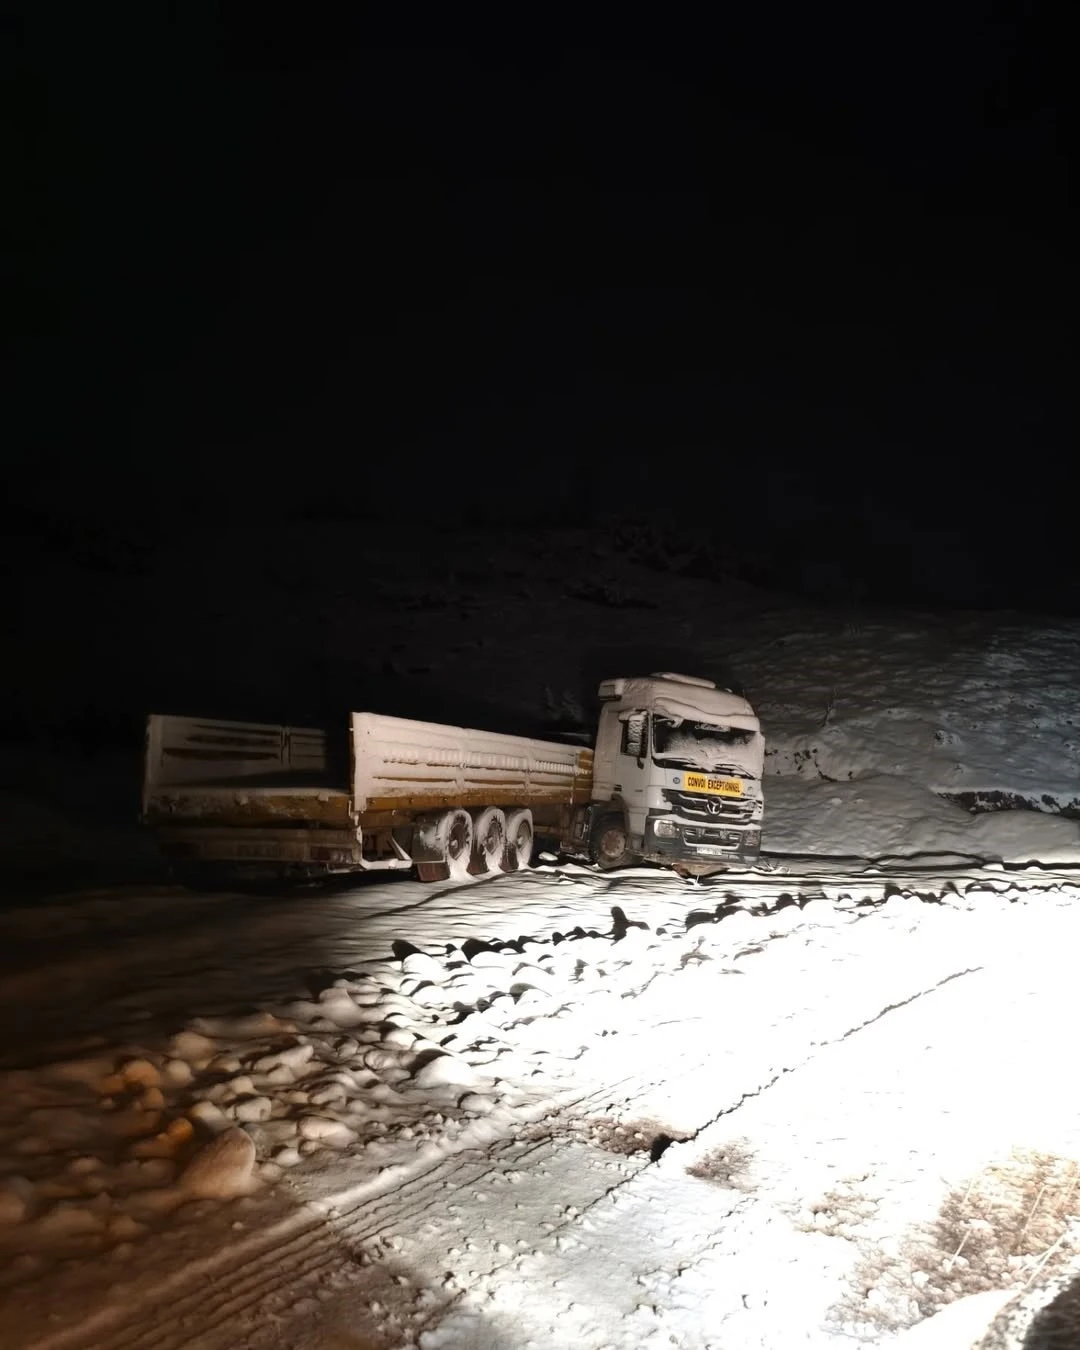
[{"x1": 658, "y1": 759, "x2": 748, "y2": 775}]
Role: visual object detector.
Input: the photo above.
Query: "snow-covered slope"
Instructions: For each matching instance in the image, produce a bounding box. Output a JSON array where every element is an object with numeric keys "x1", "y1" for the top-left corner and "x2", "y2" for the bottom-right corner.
[
  {"x1": 3, "y1": 520, "x2": 1079, "y2": 877},
  {"x1": 764, "y1": 776, "x2": 1080, "y2": 865},
  {"x1": 739, "y1": 614, "x2": 1080, "y2": 811}
]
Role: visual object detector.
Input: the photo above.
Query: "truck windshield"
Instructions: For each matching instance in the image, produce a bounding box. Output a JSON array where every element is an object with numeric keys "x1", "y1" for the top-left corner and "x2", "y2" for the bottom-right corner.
[{"x1": 652, "y1": 716, "x2": 758, "y2": 773}]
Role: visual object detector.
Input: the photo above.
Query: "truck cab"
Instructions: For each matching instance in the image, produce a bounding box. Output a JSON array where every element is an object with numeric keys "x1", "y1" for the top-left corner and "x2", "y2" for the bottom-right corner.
[{"x1": 587, "y1": 672, "x2": 764, "y2": 870}]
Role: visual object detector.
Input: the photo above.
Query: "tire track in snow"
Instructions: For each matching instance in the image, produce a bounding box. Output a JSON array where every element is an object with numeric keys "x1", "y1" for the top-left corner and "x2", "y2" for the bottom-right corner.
[
  {"x1": 445, "y1": 959, "x2": 991, "y2": 1286},
  {"x1": 23, "y1": 1152, "x2": 477, "y2": 1350},
  {"x1": 21, "y1": 1068, "x2": 667, "y2": 1350},
  {"x1": 22, "y1": 1001, "x2": 739, "y2": 1350},
  {"x1": 142, "y1": 1039, "x2": 707, "y2": 1350},
  {"x1": 8, "y1": 893, "x2": 1030, "y2": 1349},
  {"x1": 390, "y1": 964, "x2": 998, "y2": 1347},
  {"x1": 25, "y1": 925, "x2": 945, "y2": 1347},
  {"x1": 379, "y1": 961, "x2": 979, "y2": 1342}
]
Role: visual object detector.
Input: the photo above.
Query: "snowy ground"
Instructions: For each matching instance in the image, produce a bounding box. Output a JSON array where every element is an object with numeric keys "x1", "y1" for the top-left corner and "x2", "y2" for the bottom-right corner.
[
  {"x1": 4, "y1": 523, "x2": 1080, "y2": 1346},
  {"x1": 3, "y1": 852, "x2": 1080, "y2": 1350}
]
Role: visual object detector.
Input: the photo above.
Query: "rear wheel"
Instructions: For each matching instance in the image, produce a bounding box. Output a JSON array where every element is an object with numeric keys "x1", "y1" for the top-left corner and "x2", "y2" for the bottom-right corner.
[
  {"x1": 592, "y1": 814, "x2": 631, "y2": 870},
  {"x1": 502, "y1": 809, "x2": 534, "y2": 872},
  {"x1": 470, "y1": 807, "x2": 507, "y2": 874},
  {"x1": 441, "y1": 808, "x2": 474, "y2": 881}
]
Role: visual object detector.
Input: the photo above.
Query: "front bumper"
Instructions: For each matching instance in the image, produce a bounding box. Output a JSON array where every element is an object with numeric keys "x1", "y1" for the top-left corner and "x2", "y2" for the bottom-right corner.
[{"x1": 642, "y1": 813, "x2": 761, "y2": 866}]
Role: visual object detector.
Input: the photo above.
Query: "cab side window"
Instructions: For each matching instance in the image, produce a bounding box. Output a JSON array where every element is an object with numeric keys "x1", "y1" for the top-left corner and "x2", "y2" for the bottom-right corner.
[{"x1": 620, "y1": 712, "x2": 648, "y2": 758}]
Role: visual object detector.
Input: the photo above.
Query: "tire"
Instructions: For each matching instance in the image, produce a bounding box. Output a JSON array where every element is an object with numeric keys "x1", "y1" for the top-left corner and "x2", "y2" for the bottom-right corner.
[
  {"x1": 470, "y1": 807, "x2": 506, "y2": 875},
  {"x1": 440, "y1": 808, "x2": 474, "y2": 881},
  {"x1": 502, "y1": 809, "x2": 534, "y2": 872},
  {"x1": 592, "y1": 814, "x2": 631, "y2": 870}
]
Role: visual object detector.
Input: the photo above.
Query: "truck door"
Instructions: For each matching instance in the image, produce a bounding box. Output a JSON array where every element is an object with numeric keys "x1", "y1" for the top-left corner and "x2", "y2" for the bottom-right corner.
[{"x1": 615, "y1": 711, "x2": 650, "y2": 833}]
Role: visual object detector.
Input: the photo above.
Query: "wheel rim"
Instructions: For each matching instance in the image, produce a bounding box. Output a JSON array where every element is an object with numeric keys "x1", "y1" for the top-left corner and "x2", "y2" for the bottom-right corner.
[
  {"x1": 484, "y1": 819, "x2": 504, "y2": 855},
  {"x1": 503, "y1": 811, "x2": 533, "y2": 870},
  {"x1": 448, "y1": 817, "x2": 469, "y2": 862},
  {"x1": 599, "y1": 825, "x2": 626, "y2": 863},
  {"x1": 469, "y1": 809, "x2": 506, "y2": 873}
]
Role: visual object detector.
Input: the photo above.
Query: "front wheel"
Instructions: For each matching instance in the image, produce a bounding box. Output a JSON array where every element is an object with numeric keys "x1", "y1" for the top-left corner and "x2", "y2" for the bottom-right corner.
[{"x1": 591, "y1": 814, "x2": 633, "y2": 870}]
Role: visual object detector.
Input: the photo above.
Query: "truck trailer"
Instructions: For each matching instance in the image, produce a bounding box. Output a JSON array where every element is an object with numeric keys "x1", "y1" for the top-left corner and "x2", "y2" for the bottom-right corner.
[{"x1": 141, "y1": 673, "x2": 764, "y2": 882}]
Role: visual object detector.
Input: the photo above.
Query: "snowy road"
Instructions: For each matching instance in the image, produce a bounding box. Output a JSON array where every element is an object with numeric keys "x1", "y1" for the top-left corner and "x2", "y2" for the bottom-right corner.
[
  {"x1": 3, "y1": 864, "x2": 1080, "y2": 1349},
  {"x1": 0, "y1": 857, "x2": 1058, "y2": 1065}
]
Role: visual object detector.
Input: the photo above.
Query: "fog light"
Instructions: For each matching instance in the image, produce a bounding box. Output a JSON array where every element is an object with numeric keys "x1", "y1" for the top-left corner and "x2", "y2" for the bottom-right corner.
[{"x1": 653, "y1": 818, "x2": 679, "y2": 838}]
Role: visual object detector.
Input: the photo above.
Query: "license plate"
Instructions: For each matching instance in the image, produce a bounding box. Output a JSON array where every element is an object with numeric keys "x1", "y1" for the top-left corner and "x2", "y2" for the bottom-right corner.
[
  {"x1": 684, "y1": 773, "x2": 743, "y2": 797},
  {"x1": 692, "y1": 843, "x2": 729, "y2": 857}
]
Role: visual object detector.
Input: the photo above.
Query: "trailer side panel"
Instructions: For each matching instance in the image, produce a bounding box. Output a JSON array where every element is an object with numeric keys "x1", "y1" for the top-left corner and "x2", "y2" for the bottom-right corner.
[
  {"x1": 141, "y1": 715, "x2": 349, "y2": 828},
  {"x1": 351, "y1": 712, "x2": 594, "y2": 814}
]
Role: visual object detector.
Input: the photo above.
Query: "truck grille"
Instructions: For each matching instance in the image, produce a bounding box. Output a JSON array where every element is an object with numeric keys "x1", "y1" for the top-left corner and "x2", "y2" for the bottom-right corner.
[
  {"x1": 664, "y1": 789, "x2": 756, "y2": 824},
  {"x1": 683, "y1": 826, "x2": 743, "y2": 846}
]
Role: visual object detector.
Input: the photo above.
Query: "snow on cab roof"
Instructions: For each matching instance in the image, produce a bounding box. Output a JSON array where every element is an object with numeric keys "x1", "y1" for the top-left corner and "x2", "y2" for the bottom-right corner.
[{"x1": 597, "y1": 673, "x2": 759, "y2": 727}]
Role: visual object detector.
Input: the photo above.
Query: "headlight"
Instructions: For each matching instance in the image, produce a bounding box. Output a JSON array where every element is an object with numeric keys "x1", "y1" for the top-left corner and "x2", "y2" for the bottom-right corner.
[{"x1": 653, "y1": 818, "x2": 679, "y2": 838}]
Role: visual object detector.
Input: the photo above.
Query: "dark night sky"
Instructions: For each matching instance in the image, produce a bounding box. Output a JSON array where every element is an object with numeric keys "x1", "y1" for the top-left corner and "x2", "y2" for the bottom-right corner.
[{"x1": 8, "y1": 6, "x2": 1076, "y2": 609}]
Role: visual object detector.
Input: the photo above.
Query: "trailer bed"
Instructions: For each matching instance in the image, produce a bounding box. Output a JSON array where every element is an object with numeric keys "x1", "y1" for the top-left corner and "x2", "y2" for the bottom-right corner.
[
  {"x1": 142, "y1": 715, "x2": 351, "y2": 829},
  {"x1": 143, "y1": 712, "x2": 594, "y2": 832},
  {"x1": 351, "y1": 712, "x2": 594, "y2": 812}
]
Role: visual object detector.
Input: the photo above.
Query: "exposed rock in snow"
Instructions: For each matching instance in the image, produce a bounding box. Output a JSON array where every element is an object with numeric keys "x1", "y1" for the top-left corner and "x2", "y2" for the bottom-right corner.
[
  {"x1": 0, "y1": 1176, "x2": 35, "y2": 1226},
  {"x1": 364, "y1": 1047, "x2": 403, "y2": 1073},
  {"x1": 411, "y1": 1055, "x2": 484, "y2": 1091},
  {"x1": 118, "y1": 1058, "x2": 161, "y2": 1090},
  {"x1": 192, "y1": 1012, "x2": 293, "y2": 1040},
  {"x1": 35, "y1": 1197, "x2": 110, "y2": 1238},
  {"x1": 167, "y1": 1031, "x2": 218, "y2": 1067},
  {"x1": 178, "y1": 1127, "x2": 258, "y2": 1200},
  {"x1": 187, "y1": 1100, "x2": 232, "y2": 1134},
  {"x1": 232, "y1": 1096, "x2": 273, "y2": 1123},
  {"x1": 402, "y1": 951, "x2": 449, "y2": 982},
  {"x1": 130, "y1": 1116, "x2": 194, "y2": 1158},
  {"x1": 459, "y1": 1093, "x2": 498, "y2": 1116},
  {"x1": 253, "y1": 1043, "x2": 314, "y2": 1076},
  {"x1": 298, "y1": 1116, "x2": 357, "y2": 1148},
  {"x1": 117, "y1": 1156, "x2": 176, "y2": 1188},
  {"x1": 162, "y1": 1057, "x2": 193, "y2": 1086}
]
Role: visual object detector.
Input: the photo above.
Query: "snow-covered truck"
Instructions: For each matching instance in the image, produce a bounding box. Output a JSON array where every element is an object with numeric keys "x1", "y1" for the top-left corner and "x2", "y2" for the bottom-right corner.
[{"x1": 141, "y1": 673, "x2": 764, "y2": 882}]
